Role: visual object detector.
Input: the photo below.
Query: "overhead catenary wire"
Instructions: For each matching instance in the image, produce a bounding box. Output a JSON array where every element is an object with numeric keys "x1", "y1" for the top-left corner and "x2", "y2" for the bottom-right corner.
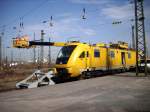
[
  {"x1": 0, "y1": 0, "x2": 50, "y2": 30},
  {"x1": 0, "y1": 1, "x2": 135, "y2": 33},
  {"x1": 0, "y1": 0, "x2": 52, "y2": 63}
]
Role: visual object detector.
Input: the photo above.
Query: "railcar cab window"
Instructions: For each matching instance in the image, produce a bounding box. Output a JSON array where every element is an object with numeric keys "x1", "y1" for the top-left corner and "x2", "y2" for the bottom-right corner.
[
  {"x1": 79, "y1": 51, "x2": 85, "y2": 58},
  {"x1": 87, "y1": 51, "x2": 89, "y2": 57},
  {"x1": 56, "y1": 45, "x2": 76, "y2": 64},
  {"x1": 110, "y1": 51, "x2": 115, "y2": 58},
  {"x1": 94, "y1": 49, "x2": 100, "y2": 57}
]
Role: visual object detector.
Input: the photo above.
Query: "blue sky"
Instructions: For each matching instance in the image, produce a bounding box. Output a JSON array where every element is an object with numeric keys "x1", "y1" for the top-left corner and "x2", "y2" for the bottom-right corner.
[{"x1": 0, "y1": 0, "x2": 150, "y2": 62}]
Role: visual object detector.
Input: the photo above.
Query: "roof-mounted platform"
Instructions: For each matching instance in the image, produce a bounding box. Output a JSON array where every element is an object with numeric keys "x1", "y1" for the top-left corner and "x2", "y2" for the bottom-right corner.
[{"x1": 109, "y1": 41, "x2": 128, "y2": 49}]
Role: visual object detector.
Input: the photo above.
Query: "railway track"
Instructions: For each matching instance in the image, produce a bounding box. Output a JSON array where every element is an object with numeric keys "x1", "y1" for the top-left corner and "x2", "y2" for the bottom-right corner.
[{"x1": 0, "y1": 72, "x2": 150, "y2": 112}]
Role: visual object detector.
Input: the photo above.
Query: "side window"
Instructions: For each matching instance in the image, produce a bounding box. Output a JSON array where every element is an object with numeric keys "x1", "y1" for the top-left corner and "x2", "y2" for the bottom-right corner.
[
  {"x1": 94, "y1": 49, "x2": 100, "y2": 57},
  {"x1": 79, "y1": 52, "x2": 85, "y2": 58},
  {"x1": 110, "y1": 51, "x2": 115, "y2": 58},
  {"x1": 128, "y1": 52, "x2": 131, "y2": 59}
]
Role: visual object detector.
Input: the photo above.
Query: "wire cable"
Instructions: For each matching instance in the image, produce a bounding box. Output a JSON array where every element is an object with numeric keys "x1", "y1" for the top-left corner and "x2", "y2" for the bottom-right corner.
[{"x1": 0, "y1": 0, "x2": 50, "y2": 30}]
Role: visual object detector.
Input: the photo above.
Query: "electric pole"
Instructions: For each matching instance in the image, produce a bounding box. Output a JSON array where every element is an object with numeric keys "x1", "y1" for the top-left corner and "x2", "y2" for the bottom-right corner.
[
  {"x1": 33, "y1": 33, "x2": 36, "y2": 64},
  {"x1": 0, "y1": 36, "x2": 2, "y2": 70},
  {"x1": 48, "y1": 37, "x2": 51, "y2": 66},
  {"x1": 1, "y1": 26, "x2": 5, "y2": 69},
  {"x1": 37, "y1": 46, "x2": 40, "y2": 69},
  {"x1": 11, "y1": 49, "x2": 13, "y2": 64},
  {"x1": 134, "y1": 0, "x2": 147, "y2": 76},
  {"x1": 40, "y1": 30, "x2": 45, "y2": 67},
  {"x1": 48, "y1": 16, "x2": 53, "y2": 66}
]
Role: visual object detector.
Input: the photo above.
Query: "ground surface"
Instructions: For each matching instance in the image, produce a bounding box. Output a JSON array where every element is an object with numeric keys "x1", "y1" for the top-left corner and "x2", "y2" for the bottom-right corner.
[
  {"x1": 0, "y1": 66, "x2": 50, "y2": 92},
  {"x1": 0, "y1": 72, "x2": 150, "y2": 112},
  {"x1": 0, "y1": 68, "x2": 35, "y2": 92}
]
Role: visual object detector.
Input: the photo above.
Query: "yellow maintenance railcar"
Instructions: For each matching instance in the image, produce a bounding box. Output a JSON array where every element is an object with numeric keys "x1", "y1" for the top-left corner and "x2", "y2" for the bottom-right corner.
[{"x1": 13, "y1": 36, "x2": 136, "y2": 79}]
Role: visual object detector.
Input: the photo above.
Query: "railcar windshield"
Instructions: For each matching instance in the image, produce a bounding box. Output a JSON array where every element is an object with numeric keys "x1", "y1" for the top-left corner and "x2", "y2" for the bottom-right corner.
[{"x1": 56, "y1": 45, "x2": 76, "y2": 64}]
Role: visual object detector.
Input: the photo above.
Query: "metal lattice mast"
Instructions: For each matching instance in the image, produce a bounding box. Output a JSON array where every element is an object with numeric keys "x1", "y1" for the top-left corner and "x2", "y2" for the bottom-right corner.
[{"x1": 134, "y1": 0, "x2": 147, "y2": 76}]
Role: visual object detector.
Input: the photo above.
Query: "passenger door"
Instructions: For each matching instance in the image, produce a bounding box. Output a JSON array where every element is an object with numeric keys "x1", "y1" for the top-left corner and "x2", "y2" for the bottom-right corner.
[
  {"x1": 79, "y1": 51, "x2": 90, "y2": 70},
  {"x1": 121, "y1": 52, "x2": 126, "y2": 67}
]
